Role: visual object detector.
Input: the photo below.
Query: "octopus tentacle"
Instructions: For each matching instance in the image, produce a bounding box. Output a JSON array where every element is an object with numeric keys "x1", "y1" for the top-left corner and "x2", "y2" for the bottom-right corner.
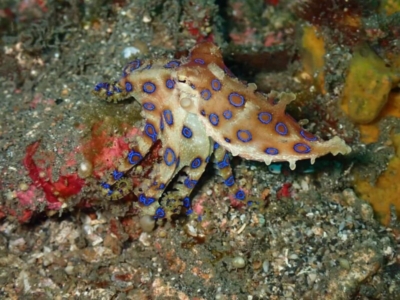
[{"x1": 213, "y1": 145, "x2": 246, "y2": 202}]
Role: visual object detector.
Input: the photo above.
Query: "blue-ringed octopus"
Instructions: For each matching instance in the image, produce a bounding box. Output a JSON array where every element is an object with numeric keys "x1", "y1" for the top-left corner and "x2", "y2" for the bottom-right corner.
[{"x1": 92, "y1": 42, "x2": 351, "y2": 220}]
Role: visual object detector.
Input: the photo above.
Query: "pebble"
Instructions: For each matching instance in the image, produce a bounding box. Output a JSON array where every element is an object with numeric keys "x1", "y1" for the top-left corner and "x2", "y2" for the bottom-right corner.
[
  {"x1": 232, "y1": 256, "x2": 246, "y2": 269},
  {"x1": 139, "y1": 215, "x2": 156, "y2": 232}
]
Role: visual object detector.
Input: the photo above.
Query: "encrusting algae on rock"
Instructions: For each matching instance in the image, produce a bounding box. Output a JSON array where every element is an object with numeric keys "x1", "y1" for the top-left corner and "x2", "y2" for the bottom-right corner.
[{"x1": 92, "y1": 42, "x2": 351, "y2": 221}]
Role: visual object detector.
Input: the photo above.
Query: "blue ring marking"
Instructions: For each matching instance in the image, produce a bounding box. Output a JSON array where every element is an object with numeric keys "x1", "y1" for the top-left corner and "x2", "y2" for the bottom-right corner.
[
  {"x1": 163, "y1": 110, "x2": 174, "y2": 126},
  {"x1": 101, "y1": 182, "x2": 111, "y2": 189},
  {"x1": 214, "y1": 142, "x2": 219, "y2": 149},
  {"x1": 143, "y1": 82, "x2": 156, "y2": 94},
  {"x1": 144, "y1": 64, "x2": 152, "y2": 70},
  {"x1": 106, "y1": 90, "x2": 113, "y2": 97},
  {"x1": 183, "y1": 197, "x2": 190, "y2": 208},
  {"x1": 164, "y1": 60, "x2": 180, "y2": 68},
  {"x1": 113, "y1": 86, "x2": 122, "y2": 93},
  {"x1": 182, "y1": 126, "x2": 193, "y2": 138},
  {"x1": 145, "y1": 123, "x2": 157, "y2": 142},
  {"x1": 200, "y1": 89, "x2": 212, "y2": 100},
  {"x1": 153, "y1": 181, "x2": 158, "y2": 186},
  {"x1": 143, "y1": 102, "x2": 156, "y2": 111},
  {"x1": 211, "y1": 79, "x2": 222, "y2": 91},
  {"x1": 235, "y1": 190, "x2": 246, "y2": 200},
  {"x1": 128, "y1": 59, "x2": 141, "y2": 71},
  {"x1": 191, "y1": 157, "x2": 202, "y2": 169},
  {"x1": 125, "y1": 82, "x2": 133, "y2": 92},
  {"x1": 228, "y1": 92, "x2": 245, "y2": 107},
  {"x1": 300, "y1": 130, "x2": 318, "y2": 141},
  {"x1": 258, "y1": 112, "x2": 272, "y2": 124},
  {"x1": 201, "y1": 110, "x2": 206, "y2": 116},
  {"x1": 224, "y1": 175, "x2": 235, "y2": 187},
  {"x1": 209, "y1": 113, "x2": 219, "y2": 126},
  {"x1": 139, "y1": 194, "x2": 155, "y2": 206},
  {"x1": 94, "y1": 83, "x2": 104, "y2": 91},
  {"x1": 127, "y1": 150, "x2": 143, "y2": 164},
  {"x1": 194, "y1": 58, "x2": 205, "y2": 64},
  {"x1": 164, "y1": 147, "x2": 176, "y2": 166},
  {"x1": 160, "y1": 115, "x2": 164, "y2": 131},
  {"x1": 166, "y1": 79, "x2": 175, "y2": 89},
  {"x1": 217, "y1": 152, "x2": 230, "y2": 169},
  {"x1": 159, "y1": 183, "x2": 166, "y2": 190},
  {"x1": 223, "y1": 66, "x2": 235, "y2": 77},
  {"x1": 294, "y1": 143, "x2": 311, "y2": 154},
  {"x1": 265, "y1": 147, "x2": 279, "y2": 155},
  {"x1": 225, "y1": 137, "x2": 231, "y2": 143},
  {"x1": 190, "y1": 84, "x2": 196, "y2": 89},
  {"x1": 112, "y1": 170, "x2": 124, "y2": 181},
  {"x1": 205, "y1": 156, "x2": 210, "y2": 163},
  {"x1": 186, "y1": 209, "x2": 193, "y2": 215},
  {"x1": 184, "y1": 178, "x2": 198, "y2": 189},
  {"x1": 275, "y1": 122, "x2": 288, "y2": 135},
  {"x1": 237, "y1": 130, "x2": 252, "y2": 143},
  {"x1": 223, "y1": 110, "x2": 232, "y2": 119},
  {"x1": 154, "y1": 207, "x2": 166, "y2": 219}
]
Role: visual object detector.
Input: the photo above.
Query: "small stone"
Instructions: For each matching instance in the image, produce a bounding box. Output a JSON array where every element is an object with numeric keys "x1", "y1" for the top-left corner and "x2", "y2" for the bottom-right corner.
[
  {"x1": 139, "y1": 215, "x2": 155, "y2": 232},
  {"x1": 338, "y1": 258, "x2": 351, "y2": 270},
  {"x1": 232, "y1": 256, "x2": 246, "y2": 269}
]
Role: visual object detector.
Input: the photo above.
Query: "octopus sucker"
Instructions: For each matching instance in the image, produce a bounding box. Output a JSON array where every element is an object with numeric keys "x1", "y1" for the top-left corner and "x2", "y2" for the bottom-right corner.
[{"x1": 92, "y1": 42, "x2": 351, "y2": 221}]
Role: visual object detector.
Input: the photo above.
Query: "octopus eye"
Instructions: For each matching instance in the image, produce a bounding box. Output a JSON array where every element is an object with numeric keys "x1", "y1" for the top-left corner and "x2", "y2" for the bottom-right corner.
[{"x1": 275, "y1": 122, "x2": 288, "y2": 135}]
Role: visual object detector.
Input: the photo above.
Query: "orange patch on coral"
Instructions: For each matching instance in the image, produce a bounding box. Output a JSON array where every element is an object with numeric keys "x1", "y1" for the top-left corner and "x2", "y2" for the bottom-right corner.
[
  {"x1": 354, "y1": 132, "x2": 400, "y2": 225},
  {"x1": 356, "y1": 91, "x2": 400, "y2": 144}
]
